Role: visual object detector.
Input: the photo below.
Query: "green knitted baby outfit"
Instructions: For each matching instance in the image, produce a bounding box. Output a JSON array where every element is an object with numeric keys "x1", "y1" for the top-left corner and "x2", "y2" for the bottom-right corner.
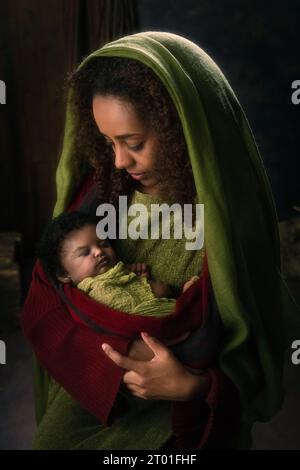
[{"x1": 77, "y1": 260, "x2": 176, "y2": 317}]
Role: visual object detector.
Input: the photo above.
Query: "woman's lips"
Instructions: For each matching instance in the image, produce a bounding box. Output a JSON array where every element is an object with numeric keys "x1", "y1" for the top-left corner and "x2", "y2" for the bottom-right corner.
[{"x1": 128, "y1": 172, "x2": 146, "y2": 181}]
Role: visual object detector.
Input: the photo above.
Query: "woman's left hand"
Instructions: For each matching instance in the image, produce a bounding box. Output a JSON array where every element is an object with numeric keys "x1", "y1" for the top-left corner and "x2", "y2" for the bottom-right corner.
[{"x1": 101, "y1": 332, "x2": 210, "y2": 401}]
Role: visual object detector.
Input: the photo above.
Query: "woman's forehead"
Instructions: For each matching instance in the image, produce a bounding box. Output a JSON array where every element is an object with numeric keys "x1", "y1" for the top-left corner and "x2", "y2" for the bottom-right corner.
[{"x1": 92, "y1": 95, "x2": 146, "y2": 137}]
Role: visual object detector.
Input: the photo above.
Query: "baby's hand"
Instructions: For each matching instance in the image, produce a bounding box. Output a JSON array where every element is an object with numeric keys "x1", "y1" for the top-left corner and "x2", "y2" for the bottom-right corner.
[
  {"x1": 126, "y1": 262, "x2": 150, "y2": 279},
  {"x1": 182, "y1": 276, "x2": 200, "y2": 293}
]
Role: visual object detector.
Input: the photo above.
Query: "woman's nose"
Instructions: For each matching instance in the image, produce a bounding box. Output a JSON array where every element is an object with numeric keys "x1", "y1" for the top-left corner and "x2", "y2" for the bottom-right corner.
[{"x1": 114, "y1": 145, "x2": 133, "y2": 170}]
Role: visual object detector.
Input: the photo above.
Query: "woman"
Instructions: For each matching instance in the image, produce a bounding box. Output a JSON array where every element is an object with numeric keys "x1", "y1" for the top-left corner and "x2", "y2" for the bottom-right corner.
[{"x1": 22, "y1": 31, "x2": 300, "y2": 450}]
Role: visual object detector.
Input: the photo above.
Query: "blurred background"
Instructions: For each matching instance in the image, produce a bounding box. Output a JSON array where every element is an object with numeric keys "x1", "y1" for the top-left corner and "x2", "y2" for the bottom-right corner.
[{"x1": 0, "y1": 0, "x2": 299, "y2": 449}]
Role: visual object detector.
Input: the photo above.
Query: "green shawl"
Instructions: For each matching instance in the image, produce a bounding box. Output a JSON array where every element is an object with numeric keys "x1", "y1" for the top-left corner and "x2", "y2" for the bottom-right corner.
[{"x1": 53, "y1": 31, "x2": 300, "y2": 444}]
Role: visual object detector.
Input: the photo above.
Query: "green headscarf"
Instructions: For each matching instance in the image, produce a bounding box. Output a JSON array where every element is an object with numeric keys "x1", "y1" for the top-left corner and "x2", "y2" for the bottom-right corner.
[{"x1": 54, "y1": 31, "x2": 300, "y2": 446}]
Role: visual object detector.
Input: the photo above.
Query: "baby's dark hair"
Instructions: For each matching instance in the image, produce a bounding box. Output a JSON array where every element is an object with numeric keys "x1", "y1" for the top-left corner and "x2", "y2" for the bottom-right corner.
[{"x1": 37, "y1": 211, "x2": 100, "y2": 282}]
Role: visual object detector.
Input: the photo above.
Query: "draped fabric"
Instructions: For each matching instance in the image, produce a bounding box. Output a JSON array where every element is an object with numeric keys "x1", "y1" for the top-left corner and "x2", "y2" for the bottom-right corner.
[{"x1": 63, "y1": 0, "x2": 138, "y2": 75}]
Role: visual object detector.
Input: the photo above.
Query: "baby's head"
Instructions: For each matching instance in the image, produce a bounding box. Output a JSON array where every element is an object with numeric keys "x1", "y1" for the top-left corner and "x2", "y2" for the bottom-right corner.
[{"x1": 37, "y1": 211, "x2": 117, "y2": 285}]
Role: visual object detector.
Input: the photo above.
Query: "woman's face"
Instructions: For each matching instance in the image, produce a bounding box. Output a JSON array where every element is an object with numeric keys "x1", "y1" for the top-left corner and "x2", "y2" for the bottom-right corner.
[{"x1": 92, "y1": 95, "x2": 163, "y2": 196}]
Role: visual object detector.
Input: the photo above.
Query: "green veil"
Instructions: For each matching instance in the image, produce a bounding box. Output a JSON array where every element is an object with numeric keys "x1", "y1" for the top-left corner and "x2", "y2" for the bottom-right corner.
[{"x1": 53, "y1": 31, "x2": 300, "y2": 445}]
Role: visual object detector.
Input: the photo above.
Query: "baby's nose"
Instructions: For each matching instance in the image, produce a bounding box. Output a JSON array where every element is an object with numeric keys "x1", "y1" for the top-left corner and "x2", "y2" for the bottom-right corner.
[{"x1": 94, "y1": 246, "x2": 103, "y2": 257}]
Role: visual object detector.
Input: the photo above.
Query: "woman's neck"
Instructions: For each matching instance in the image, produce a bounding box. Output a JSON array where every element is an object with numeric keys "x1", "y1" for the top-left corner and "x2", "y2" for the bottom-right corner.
[{"x1": 136, "y1": 182, "x2": 165, "y2": 198}]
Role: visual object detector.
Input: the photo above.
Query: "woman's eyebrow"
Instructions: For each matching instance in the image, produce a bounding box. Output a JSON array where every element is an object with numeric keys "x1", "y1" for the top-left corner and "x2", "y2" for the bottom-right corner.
[{"x1": 103, "y1": 132, "x2": 142, "y2": 140}]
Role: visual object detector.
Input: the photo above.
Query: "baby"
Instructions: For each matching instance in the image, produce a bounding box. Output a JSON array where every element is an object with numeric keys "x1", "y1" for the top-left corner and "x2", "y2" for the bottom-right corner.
[{"x1": 37, "y1": 211, "x2": 199, "y2": 317}]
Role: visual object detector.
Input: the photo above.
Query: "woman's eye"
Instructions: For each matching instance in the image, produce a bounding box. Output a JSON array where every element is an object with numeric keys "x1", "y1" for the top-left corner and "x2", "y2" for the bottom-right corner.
[
  {"x1": 105, "y1": 139, "x2": 143, "y2": 152},
  {"x1": 129, "y1": 143, "x2": 144, "y2": 152}
]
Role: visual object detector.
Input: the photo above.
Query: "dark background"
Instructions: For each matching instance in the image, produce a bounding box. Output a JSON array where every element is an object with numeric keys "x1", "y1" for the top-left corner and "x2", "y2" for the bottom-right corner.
[
  {"x1": 0, "y1": 1, "x2": 299, "y2": 450},
  {"x1": 0, "y1": 0, "x2": 299, "y2": 252}
]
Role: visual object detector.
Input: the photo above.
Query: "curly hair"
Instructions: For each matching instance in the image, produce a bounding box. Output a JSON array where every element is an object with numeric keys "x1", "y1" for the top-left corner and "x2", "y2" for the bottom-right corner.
[
  {"x1": 37, "y1": 211, "x2": 100, "y2": 283},
  {"x1": 68, "y1": 56, "x2": 196, "y2": 211}
]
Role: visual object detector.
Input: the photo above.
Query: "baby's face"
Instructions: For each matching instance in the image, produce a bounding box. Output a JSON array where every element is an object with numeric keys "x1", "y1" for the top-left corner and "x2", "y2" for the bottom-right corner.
[{"x1": 59, "y1": 224, "x2": 116, "y2": 285}]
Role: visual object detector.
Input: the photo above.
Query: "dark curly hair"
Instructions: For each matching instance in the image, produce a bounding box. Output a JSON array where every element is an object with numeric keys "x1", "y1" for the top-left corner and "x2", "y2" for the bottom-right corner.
[
  {"x1": 68, "y1": 56, "x2": 196, "y2": 211},
  {"x1": 37, "y1": 211, "x2": 100, "y2": 283}
]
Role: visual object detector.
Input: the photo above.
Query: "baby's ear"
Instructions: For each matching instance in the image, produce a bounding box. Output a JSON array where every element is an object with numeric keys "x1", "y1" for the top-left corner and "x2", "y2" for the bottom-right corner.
[{"x1": 57, "y1": 272, "x2": 72, "y2": 284}]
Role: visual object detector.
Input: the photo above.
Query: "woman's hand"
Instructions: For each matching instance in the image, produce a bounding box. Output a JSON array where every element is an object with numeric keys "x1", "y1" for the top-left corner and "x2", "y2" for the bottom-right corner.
[
  {"x1": 126, "y1": 337, "x2": 155, "y2": 362},
  {"x1": 101, "y1": 332, "x2": 210, "y2": 401},
  {"x1": 125, "y1": 330, "x2": 191, "y2": 362}
]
